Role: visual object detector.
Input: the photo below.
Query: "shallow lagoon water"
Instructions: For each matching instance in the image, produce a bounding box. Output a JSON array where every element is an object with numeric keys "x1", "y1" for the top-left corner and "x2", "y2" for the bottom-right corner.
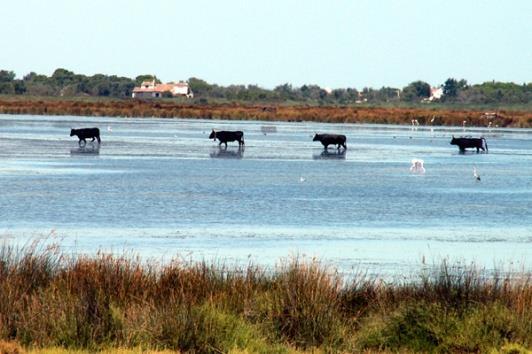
[{"x1": 0, "y1": 115, "x2": 531, "y2": 276}]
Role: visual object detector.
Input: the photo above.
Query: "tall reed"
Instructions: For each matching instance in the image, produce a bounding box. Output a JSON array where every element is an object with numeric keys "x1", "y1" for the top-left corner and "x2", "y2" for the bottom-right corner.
[{"x1": 0, "y1": 242, "x2": 530, "y2": 352}]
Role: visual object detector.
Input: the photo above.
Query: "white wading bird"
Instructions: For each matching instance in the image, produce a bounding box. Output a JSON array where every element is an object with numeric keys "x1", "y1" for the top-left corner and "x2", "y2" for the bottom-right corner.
[
  {"x1": 473, "y1": 167, "x2": 481, "y2": 181},
  {"x1": 410, "y1": 159, "x2": 425, "y2": 174}
]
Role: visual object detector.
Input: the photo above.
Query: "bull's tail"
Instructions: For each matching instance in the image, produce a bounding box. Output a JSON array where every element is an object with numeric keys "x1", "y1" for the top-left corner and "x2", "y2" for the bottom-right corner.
[{"x1": 482, "y1": 137, "x2": 488, "y2": 152}]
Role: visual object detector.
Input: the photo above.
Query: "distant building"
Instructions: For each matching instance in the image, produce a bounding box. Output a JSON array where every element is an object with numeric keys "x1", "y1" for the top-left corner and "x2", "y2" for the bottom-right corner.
[
  {"x1": 132, "y1": 80, "x2": 193, "y2": 99},
  {"x1": 428, "y1": 87, "x2": 443, "y2": 101}
]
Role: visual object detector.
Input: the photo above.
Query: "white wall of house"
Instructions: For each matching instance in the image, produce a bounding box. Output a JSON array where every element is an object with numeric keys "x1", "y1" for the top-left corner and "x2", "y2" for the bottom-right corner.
[
  {"x1": 171, "y1": 86, "x2": 189, "y2": 96},
  {"x1": 132, "y1": 81, "x2": 192, "y2": 98}
]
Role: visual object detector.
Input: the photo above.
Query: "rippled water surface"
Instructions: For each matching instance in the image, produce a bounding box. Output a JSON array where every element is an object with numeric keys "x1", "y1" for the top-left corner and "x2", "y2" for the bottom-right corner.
[{"x1": 1, "y1": 115, "x2": 531, "y2": 275}]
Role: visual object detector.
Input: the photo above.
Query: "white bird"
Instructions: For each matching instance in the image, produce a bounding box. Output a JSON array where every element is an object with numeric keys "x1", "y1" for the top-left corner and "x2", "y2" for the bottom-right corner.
[
  {"x1": 473, "y1": 167, "x2": 481, "y2": 181},
  {"x1": 410, "y1": 159, "x2": 425, "y2": 174},
  {"x1": 299, "y1": 176, "x2": 306, "y2": 183},
  {"x1": 430, "y1": 116, "x2": 435, "y2": 123},
  {"x1": 107, "y1": 125, "x2": 112, "y2": 132}
]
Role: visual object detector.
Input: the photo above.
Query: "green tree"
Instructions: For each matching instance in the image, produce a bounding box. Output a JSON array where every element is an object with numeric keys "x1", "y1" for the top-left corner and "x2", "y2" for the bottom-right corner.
[
  {"x1": 377, "y1": 87, "x2": 401, "y2": 102},
  {"x1": 188, "y1": 77, "x2": 213, "y2": 97},
  {"x1": 51, "y1": 68, "x2": 76, "y2": 87},
  {"x1": 0, "y1": 70, "x2": 16, "y2": 82},
  {"x1": 299, "y1": 84, "x2": 323, "y2": 100},
  {"x1": 13, "y1": 80, "x2": 26, "y2": 94},
  {"x1": 23, "y1": 72, "x2": 49, "y2": 83},
  {"x1": 135, "y1": 74, "x2": 161, "y2": 86},
  {"x1": 442, "y1": 78, "x2": 468, "y2": 101},
  {"x1": 0, "y1": 70, "x2": 16, "y2": 94},
  {"x1": 274, "y1": 83, "x2": 296, "y2": 100},
  {"x1": 402, "y1": 81, "x2": 431, "y2": 101}
]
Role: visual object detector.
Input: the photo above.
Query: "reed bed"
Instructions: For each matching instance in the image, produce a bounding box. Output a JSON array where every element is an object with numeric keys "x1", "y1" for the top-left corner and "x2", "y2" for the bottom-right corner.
[
  {"x1": 1, "y1": 97, "x2": 531, "y2": 128},
  {"x1": 0, "y1": 242, "x2": 530, "y2": 353}
]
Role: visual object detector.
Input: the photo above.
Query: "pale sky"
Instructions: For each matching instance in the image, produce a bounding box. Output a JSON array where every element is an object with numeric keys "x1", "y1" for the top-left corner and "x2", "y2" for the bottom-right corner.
[{"x1": 1, "y1": 0, "x2": 531, "y2": 89}]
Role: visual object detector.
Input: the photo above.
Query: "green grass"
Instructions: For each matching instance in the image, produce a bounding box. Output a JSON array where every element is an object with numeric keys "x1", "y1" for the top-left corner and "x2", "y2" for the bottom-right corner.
[{"x1": 0, "y1": 242, "x2": 530, "y2": 353}]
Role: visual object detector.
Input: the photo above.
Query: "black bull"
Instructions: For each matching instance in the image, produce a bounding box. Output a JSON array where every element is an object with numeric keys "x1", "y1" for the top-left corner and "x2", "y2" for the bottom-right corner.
[
  {"x1": 450, "y1": 136, "x2": 488, "y2": 153},
  {"x1": 70, "y1": 128, "x2": 101, "y2": 146},
  {"x1": 313, "y1": 134, "x2": 347, "y2": 149},
  {"x1": 209, "y1": 130, "x2": 244, "y2": 147}
]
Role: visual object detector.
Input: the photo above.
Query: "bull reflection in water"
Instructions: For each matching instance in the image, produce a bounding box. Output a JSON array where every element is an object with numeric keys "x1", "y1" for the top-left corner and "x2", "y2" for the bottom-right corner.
[
  {"x1": 210, "y1": 146, "x2": 244, "y2": 159},
  {"x1": 312, "y1": 149, "x2": 346, "y2": 160},
  {"x1": 70, "y1": 144, "x2": 100, "y2": 155}
]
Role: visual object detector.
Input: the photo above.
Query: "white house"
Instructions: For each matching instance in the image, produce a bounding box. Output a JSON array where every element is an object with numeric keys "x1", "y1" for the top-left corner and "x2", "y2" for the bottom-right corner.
[
  {"x1": 429, "y1": 87, "x2": 443, "y2": 101},
  {"x1": 132, "y1": 80, "x2": 193, "y2": 99}
]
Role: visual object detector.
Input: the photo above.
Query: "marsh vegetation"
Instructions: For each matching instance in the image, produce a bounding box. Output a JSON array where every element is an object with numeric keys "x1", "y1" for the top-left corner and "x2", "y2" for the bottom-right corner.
[{"x1": 0, "y1": 243, "x2": 530, "y2": 353}]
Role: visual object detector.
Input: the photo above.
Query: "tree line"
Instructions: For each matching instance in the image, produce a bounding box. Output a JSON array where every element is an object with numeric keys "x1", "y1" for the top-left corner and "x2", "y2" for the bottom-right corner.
[{"x1": 0, "y1": 68, "x2": 530, "y2": 105}]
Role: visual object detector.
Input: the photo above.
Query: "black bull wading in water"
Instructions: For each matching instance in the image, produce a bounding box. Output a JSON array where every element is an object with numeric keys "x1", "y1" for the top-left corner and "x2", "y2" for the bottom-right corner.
[
  {"x1": 450, "y1": 136, "x2": 488, "y2": 153},
  {"x1": 70, "y1": 128, "x2": 101, "y2": 146},
  {"x1": 313, "y1": 133, "x2": 347, "y2": 149},
  {"x1": 209, "y1": 130, "x2": 245, "y2": 147}
]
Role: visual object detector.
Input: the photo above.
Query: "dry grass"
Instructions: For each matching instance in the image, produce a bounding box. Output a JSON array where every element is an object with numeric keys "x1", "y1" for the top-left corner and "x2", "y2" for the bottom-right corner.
[
  {"x1": 0, "y1": 340, "x2": 25, "y2": 354},
  {"x1": 1, "y1": 97, "x2": 531, "y2": 127},
  {"x1": 0, "y1": 242, "x2": 530, "y2": 353}
]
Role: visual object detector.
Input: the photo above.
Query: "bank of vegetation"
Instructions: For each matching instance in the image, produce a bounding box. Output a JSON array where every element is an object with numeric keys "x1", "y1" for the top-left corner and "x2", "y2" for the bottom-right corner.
[
  {"x1": 0, "y1": 243, "x2": 530, "y2": 353},
  {"x1": 1, "y1": 96, "x2": 531, "y2": 128}
]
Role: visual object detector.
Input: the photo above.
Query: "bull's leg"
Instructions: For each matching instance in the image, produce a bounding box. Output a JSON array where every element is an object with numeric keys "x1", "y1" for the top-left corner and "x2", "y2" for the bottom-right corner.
[
  {"x1": 476, "y1": 147, "x2": 480, "y2": 153},
  {"x1": 224, "y1": 141, "x2": 228, "y2": 148},
  {"x1": 343, "y1": 142, "x2": 347, "y2": 149},
  {"x1": 97, "y1": 136, "x2": 101, "y2": 144}
]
